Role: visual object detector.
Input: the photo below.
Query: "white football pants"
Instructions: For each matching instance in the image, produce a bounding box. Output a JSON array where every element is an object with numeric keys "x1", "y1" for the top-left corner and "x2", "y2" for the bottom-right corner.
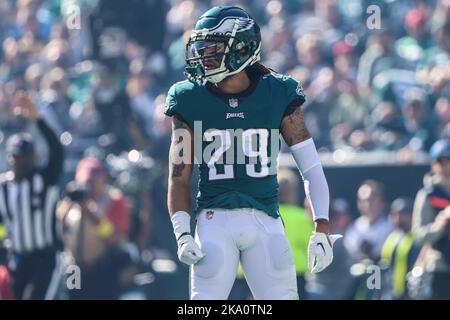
[{"x1": 190, "y1": 208, "x2": 298, "y2": 300}]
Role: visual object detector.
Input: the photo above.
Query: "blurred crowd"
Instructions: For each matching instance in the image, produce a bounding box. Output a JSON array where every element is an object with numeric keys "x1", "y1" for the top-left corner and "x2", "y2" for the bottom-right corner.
[
  {"x1": 0, "y1": 0, "x2": 449, "y2": 299},
  {"x1": 236, "y1": 144, "x2": 450, "y2": 300},
  {"x1": 163, "y1": 0, "x2": 450, "y2": 154}
]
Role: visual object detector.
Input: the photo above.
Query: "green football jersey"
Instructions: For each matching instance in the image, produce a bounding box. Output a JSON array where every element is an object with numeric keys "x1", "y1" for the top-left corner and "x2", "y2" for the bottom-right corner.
[{"x1": 165, "y1": 69, "x2": 305, "y2": 218}]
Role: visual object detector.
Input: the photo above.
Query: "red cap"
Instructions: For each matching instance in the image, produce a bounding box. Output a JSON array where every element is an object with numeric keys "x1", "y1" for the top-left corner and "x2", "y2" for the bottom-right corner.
[
  {"x1": 332, "y1": 41, "x2": 354, "y2": 57},
  {"x1": 75, "y1": 157, "x2": 105, "y2": 183},
  {"x1": 405, "y1": 7, "x2": 427, "y2": 28}
]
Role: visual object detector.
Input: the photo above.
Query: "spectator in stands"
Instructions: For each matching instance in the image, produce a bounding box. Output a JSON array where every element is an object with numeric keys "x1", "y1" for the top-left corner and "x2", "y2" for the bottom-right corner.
[
  {"x1": 395, "y1": 5, "x2": 431, "y2": 69},
  {"x1": 57, "y1": 157, "x2": 135, "y2": 299},
  {"x1": 369, "y1": 100, "x2": 409, "y2": 151},
  {"x1": 401, "y1": 88, "x2": 436, "y2": 151},
  {"x1": 412, "y1": 139, "x2": 450, "y2": 299},
  {"x1": 380, "y1": 197, "x2": 420, "y2": 299},
  {"x1": 435, "y1": 96, "x2": 450, "y2": 139},
  {"x1": 345, "y1": 180, "x2": 393, "y2": 262},
  {"x1": 419, "y1": 21, "x2": 450, "y2": 70}
]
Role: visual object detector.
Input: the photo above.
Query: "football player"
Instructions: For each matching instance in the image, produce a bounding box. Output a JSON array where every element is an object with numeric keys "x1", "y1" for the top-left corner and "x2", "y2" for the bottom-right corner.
[{"x1": 165, "y1": 6, "x2": 342, "y2": 300}]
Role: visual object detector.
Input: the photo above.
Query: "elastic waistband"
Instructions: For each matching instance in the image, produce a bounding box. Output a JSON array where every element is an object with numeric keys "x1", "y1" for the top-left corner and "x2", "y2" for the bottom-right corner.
[
  {"x1": 198, "y1": 207, "x2": 265, "y2": 215},
  {"x1": 197, "y1": 208, "x2": 276, "y2": 221}
]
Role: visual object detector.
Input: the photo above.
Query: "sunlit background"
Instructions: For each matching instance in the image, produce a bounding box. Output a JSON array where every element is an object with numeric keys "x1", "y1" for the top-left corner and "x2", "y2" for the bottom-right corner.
[{"x1": 0, "y1": 0, "x2": 449, "y2": 300}]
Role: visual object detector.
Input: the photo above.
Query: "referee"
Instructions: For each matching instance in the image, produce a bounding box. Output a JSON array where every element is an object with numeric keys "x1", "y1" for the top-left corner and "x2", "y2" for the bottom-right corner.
[{"x1": 0, "y1": 92, "x2": 64, "y2": 299}]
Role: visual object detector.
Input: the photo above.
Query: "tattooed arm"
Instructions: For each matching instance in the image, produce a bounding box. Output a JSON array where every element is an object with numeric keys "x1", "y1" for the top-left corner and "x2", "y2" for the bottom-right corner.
[
  {"x1": 280, "y1": 107, "x2": 311, "y2": 146},
  {"x1": 167, "y1": 115, "x2": 205, "y2": 265},
  {"x1": 280, "y1": 107, "x2": 330, "y2": 233},
  {"x1": 167, "y1": 115, "x2": 194, "y2": 217}
]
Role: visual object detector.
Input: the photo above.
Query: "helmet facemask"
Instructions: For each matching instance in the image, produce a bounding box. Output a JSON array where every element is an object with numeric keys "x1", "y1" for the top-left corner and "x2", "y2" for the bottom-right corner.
[
  {"x1": 186, "y1": 33, "x2": 230, "y2": 83},
  {"x1": 185, "y1": 17, "x2": 261, "y2": 84}
]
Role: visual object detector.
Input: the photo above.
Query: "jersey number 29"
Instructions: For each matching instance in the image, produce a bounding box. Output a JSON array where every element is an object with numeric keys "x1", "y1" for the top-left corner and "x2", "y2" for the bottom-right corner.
[{"x1": 204, "y1": 129, "x2": 270, "y2": 181}]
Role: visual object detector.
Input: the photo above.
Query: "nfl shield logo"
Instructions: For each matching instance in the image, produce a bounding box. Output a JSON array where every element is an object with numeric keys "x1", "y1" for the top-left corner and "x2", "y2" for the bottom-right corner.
[
  {"x1": 206, "y1": 210, "x2": 214, "y2": 220},
  {"x1": 228, "y1": 98, "x2": 239, "y2": 108}
]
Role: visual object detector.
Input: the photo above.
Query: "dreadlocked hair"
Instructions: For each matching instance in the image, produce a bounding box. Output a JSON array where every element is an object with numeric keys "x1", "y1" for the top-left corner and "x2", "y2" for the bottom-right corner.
[{"x1": 247, "y1": 62, "x2": 278, "y2": 77}]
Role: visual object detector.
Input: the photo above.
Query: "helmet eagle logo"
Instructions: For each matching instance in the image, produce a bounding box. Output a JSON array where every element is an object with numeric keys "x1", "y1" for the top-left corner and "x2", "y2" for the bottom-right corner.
[{"x1": 209, "y1": 16, "x2": 255, "y2": 35}]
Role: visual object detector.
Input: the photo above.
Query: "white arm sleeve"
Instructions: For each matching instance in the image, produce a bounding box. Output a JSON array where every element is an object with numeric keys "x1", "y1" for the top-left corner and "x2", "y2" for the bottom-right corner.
[{"x1": 289, "y1": 138, "x2": 330, "y2": 221}]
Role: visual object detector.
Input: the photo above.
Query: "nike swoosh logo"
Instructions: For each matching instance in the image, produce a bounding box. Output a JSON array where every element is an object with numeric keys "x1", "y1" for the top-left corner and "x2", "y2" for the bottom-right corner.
[{"x1": 317, "y1": 243, "x2": 325, "y2": 254}]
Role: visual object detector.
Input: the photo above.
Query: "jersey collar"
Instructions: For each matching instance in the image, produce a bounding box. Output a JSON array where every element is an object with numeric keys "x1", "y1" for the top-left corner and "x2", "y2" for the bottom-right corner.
[{"x1": 205, "y1": 67, "x2": 261, "y2": 102}]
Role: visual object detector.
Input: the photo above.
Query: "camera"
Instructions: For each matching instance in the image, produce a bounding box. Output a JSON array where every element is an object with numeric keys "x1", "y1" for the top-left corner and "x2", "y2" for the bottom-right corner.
[{"x1": 65, "y1": 181, "x2": 91, "y2": 202}]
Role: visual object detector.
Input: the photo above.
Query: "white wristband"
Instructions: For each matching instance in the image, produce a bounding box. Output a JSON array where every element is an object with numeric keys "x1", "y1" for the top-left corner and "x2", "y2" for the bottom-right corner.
[{"x1": 171, "y1": 211, "x2": 191, "y2": 240}]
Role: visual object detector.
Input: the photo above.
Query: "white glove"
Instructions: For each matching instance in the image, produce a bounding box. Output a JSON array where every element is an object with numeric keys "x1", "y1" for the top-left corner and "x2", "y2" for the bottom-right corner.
[
  {"x1": 171, "y1": 211, "x2": 205, "y2": 265},
  {"x1": 177, "y1": 234, "x2": 205, "y2": 265},
  {"x1": 308, "y1": 232, "x2": 343, "y2": 273}
]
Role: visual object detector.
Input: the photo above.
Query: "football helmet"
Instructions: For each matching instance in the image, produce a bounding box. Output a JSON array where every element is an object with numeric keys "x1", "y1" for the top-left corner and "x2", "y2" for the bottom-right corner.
[{"x1": 185, "y1": 6, "x2": 261, "y2": 84}]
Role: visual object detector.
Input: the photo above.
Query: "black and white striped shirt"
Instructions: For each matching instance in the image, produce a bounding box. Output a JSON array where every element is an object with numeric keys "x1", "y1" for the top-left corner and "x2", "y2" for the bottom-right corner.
[{"x1": 0, "y1": 119, "x2": 64, "y2": 254}]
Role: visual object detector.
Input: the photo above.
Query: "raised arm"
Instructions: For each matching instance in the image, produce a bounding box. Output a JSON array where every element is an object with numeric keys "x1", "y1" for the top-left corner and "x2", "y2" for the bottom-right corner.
[
  {"x1": 15, "y1": 91, "x2": 63, "y2": 184},
  {"x1": 37, "y1": 119, "x2": 64, "y2": 184}
]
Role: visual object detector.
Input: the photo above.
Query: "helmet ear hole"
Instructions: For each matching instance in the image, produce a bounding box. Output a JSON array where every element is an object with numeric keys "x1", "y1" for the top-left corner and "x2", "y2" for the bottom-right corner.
[
  {"x1": 249, "y1": 41, "x2": 257, "y2": 53},
  {"x1": 226, "y1": 52, "x2": 237, "y2": 71}
]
